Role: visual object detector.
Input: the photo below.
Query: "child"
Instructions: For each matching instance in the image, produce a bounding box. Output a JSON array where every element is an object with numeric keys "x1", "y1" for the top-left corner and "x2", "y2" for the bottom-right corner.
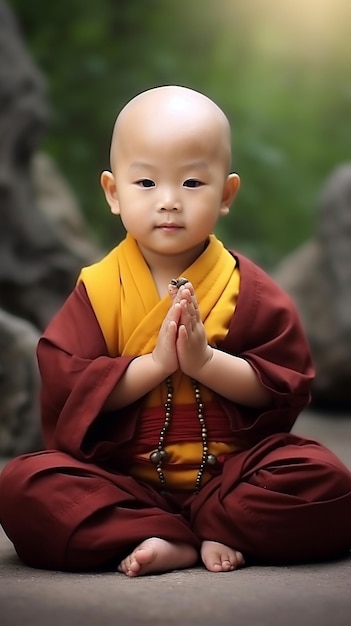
[{"x1": 0, "y1": 86, "x2": 350, "y2": 576}]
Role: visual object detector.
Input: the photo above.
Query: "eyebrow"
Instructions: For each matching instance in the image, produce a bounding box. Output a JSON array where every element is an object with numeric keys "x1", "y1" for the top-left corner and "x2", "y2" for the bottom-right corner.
[
  {"x1": 129, "y1": 161, "x2": 156, "y2": 170},
  {"x1": 129, "y1": 161, "x2": 209, "y2": 170},
  {"x1": 181, "y1": 161, "x2": 209, "y2": 171}
]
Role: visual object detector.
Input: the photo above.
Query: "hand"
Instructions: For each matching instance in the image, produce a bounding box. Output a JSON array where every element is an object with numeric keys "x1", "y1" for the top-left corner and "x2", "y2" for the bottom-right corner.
[
  {"x1": 175, "y1": 283, "x2": 213, "y2": 378},
  {"x1": 152, "y1": 297, "x2": 181, "y2": 377}
]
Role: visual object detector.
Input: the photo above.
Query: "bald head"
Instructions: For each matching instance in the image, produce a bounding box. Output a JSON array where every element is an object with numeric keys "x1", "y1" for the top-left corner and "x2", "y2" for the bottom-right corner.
[{"x1": 109, "y1": 86, "x2": 232, "y2": 173}]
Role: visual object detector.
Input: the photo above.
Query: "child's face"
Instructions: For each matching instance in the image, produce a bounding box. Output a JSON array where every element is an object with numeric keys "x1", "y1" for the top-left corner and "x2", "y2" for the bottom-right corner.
[{"x1": 101, "y1": 88, "x2": 239, "y2": 265}]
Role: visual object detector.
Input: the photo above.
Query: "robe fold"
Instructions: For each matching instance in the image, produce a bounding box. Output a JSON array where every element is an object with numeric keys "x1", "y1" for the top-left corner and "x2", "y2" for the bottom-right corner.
[{"x1": 0, "y1": 235, "x2": 350, "y2": 571}]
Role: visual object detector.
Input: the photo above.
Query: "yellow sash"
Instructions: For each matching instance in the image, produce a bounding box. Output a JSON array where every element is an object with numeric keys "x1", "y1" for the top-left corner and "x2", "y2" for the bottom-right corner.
[{"x1": 79, "y1": 233, "x2": 239, "y2": 361}]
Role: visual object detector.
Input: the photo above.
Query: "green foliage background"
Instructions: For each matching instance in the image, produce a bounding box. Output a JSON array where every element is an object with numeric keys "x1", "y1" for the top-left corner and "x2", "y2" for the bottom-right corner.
[{"x1": 8, "y1": 0, "x2": 351, "y2": 267}]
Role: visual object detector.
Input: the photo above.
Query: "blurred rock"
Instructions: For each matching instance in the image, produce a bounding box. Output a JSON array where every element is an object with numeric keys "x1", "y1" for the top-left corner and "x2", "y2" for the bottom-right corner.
[
  {"x1": 32, "y1": 151, "x2": 101, "y2": 263},
  {"x1": 0, "y1": 1, "x2": 103, "y2": 455},
  {"x1": 274, "y1": 163, "x2": 351, "y2": 410},
  {"x1": 0, "y1": 309, "x2": 42, "y2": 455},
  {"x1": 0, "y1": 0, "x2": 102, "y2": 331}
]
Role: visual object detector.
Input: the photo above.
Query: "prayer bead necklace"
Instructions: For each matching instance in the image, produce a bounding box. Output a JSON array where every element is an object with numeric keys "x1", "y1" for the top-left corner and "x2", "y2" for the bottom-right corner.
[
  {"x1": 149, "y1": 276, "x2": 217, "y2": 494},
  {"x1": 149, "y1": 377, "x2": 217, "y2": 494}
]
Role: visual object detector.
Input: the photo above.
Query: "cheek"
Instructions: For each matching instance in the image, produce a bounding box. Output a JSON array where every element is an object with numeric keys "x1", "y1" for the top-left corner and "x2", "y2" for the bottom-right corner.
[
  {"x1": 118, "y1": 202, "x2": 148, "y2": 234},
  {"x1": 118, "y1": 190, "x2": 144, "y2": 214},
  {"x1": 189, "y1": 191, "x2": 221, "y2": 217}
]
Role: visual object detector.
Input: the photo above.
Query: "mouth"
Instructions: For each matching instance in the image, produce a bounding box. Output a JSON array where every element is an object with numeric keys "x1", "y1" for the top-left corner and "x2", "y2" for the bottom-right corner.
[{"x1": 156, "y1": 223, "x2": 183, "y2": 230}]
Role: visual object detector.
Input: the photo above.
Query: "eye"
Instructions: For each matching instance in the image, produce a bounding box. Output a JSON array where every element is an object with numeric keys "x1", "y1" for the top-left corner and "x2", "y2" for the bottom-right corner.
[
  {"x1": 136, "y1": 179, "x2": 155, "y2": 188},
  {"x1": 183, "y1": 179, "x2": 203, "y2": 188}
]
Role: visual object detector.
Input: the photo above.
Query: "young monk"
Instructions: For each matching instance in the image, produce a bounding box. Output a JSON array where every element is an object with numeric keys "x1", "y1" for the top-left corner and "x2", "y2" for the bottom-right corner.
[{"x1": 0, "y1": 86, "x2": 350, "y2": 577}]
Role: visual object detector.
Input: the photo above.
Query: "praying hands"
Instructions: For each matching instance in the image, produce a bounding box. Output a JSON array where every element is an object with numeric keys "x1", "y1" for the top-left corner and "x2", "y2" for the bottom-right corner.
[{"x1": 168, "y1": 280, "x2": 213, "y2": 378}]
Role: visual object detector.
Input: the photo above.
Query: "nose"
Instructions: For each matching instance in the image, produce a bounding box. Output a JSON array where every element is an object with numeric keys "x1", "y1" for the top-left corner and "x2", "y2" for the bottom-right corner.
[{"x1": 157, "y1": 187, "x2": 181, "y2": 211}]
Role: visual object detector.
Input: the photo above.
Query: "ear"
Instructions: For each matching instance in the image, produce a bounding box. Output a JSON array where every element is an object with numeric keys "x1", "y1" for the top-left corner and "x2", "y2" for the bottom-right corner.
[
  {"x1": 100, "y1": 170, "x2": 120, "y2": 215},
  {"x1": 219, "y1": 173, "x2": 240, "y2": 216}
]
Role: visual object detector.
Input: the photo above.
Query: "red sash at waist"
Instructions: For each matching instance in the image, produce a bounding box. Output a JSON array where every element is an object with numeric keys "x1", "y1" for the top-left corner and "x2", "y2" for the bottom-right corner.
[{"x1": 126, "y1": 401, "x2": 234, "y2": 455}]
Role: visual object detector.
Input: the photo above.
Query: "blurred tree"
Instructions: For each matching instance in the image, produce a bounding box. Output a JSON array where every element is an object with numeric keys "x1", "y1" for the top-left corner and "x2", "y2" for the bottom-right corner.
[{"x1": 8, "y1": 0, "x2": 351, "y2": 266}]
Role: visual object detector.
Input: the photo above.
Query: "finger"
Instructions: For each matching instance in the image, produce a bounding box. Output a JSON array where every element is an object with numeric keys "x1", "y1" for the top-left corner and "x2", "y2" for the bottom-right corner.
[
  {"x1": 168, "y1": 285, "x2": 187, "y2": 305},
  {"x1": 168, "y1": 283, "x2": 179, "y2": 300},
  {"x1": 168, "y1": 301, "x2": 181, "y2": 323},
  {"x1": 161, "y1": 304, "x2": 180, "y2": 337},
  {"x1": 179, "y1": 285, "x2": 199, "y2": 314},
  {"x1": 177, "y1": 323, "x2": 189, "y2": 344},
  {"x1": 179, "y1": 297, "x2": 198, "y2": 323},
  {"x1": 179, "y1": 298, "x2": 192, "y2": 324},
  {"x1": 180, "y1": 302, "x2": 198, "y2": 334},
  {"x1": 166, "y1": 319, "x2": 178, "y2": 340}
]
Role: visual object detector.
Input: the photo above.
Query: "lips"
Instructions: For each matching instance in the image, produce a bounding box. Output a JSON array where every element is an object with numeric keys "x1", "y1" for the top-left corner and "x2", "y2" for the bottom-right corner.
[{"x1": 157, "y1": 223, "x2": 183, "y2": 229}]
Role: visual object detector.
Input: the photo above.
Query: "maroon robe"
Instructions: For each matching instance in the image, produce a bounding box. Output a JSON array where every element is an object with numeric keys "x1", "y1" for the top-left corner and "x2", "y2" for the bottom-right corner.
[{"x1": 0, "y1": 251, "x2": 350, "y2": 571}]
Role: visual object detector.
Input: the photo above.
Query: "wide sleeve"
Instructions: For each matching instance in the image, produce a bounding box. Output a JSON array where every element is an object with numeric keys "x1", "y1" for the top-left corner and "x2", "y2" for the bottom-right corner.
[
  {"x1": 37, "y1": 282, "x2": 135, "y2": 457},
  {"x1": 217, "y1": 254, "x2": 315, "y2": 441}
]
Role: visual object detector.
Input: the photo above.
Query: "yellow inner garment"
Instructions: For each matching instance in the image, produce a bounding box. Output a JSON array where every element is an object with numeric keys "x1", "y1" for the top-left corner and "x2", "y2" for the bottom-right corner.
[{"x1": 79, "y1": 234, "x2": 241, "y2": 489}]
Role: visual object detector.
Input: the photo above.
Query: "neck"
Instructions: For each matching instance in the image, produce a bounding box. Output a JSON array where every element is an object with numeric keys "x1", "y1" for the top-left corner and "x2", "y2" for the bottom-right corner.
[
  {"x1": 138, "y1": 240, "x2": 208, "y2": 279},
  {"x1": 138, "y1": 243, "x2": 207, "y2": 299}
]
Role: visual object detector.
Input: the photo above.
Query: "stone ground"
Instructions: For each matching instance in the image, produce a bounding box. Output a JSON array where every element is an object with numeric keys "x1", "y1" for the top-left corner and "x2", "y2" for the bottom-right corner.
[{"x1": 1, "y1": 408, "x2": 351, "y2": 626}]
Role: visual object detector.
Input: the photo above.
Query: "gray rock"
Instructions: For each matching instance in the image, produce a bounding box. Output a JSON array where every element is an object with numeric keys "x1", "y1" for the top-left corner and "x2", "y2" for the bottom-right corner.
[
  {"x1": 0, "y1": 1, "x2": 103, "y2": 454},
  {"x1": 274, "y1": 164, "x2": 351, "y2": 409},
  {"x1": 0, "y1": 309, "x2": 42, "y2": 455},
  {"x1": 32, "y1": 151, "x2": 101, "y2": 263},
  {"x1": 0, "y1": 1, "x2": 102, "y2": 331}
]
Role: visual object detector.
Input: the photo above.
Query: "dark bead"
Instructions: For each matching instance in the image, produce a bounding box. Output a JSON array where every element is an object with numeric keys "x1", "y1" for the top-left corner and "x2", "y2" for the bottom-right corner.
[
  {"x1": 176, "y1": 277, "x2": 188, "y2": 288},
  {"x1": 150, "y1": 450, "x2": 161, "y2": 464},
  {"x1": 207, "y1": 454, "x2": 217, "y2": 466},
  {"x1": 159, "y1": 449, "x2": 169, "y2": 462}
]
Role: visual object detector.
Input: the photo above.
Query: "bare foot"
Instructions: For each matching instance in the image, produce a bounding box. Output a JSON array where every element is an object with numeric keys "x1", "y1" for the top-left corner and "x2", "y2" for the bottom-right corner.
[
  {"x1": 117, "y1": 537, "x2": 198, "y2": 577},
  {"x1": 201, "y1": 540, "x2": 245, "y2": 572}
]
